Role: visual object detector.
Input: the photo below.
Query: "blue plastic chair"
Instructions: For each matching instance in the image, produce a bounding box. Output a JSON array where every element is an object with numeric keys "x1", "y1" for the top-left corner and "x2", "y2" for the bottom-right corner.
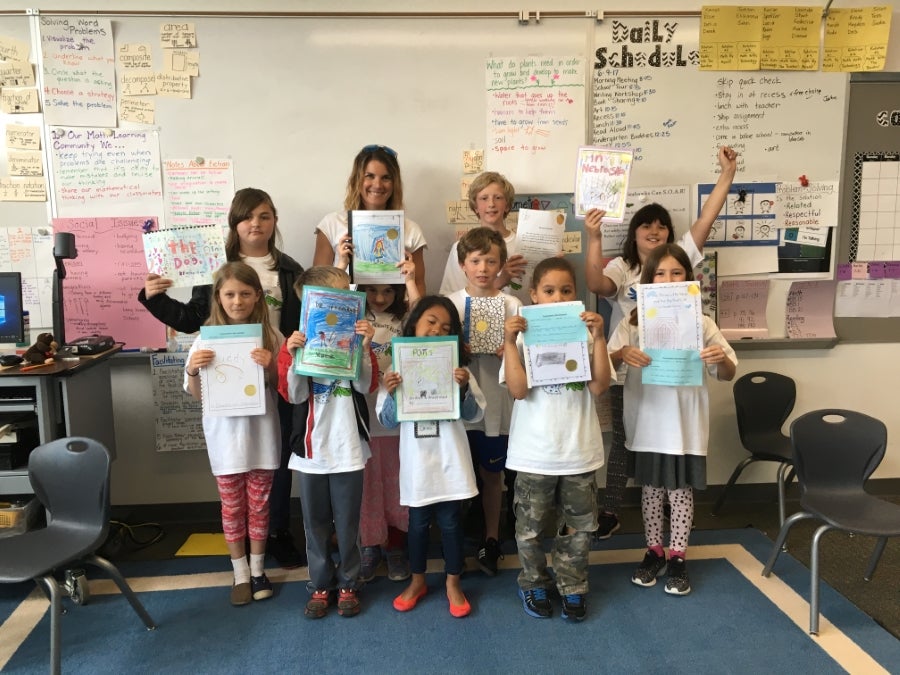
[
  {"x1": 761, "y1": 409, "x2": 900, "y2": 635},
  {"x1": 0, "y1": 437, "x2": 156, "y2": 674}
]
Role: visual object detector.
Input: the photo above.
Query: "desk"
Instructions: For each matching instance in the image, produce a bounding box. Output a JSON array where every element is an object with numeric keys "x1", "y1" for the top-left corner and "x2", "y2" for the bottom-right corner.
[{"x1": 0, "y1": 347, "x2": 119, "y2": 495}]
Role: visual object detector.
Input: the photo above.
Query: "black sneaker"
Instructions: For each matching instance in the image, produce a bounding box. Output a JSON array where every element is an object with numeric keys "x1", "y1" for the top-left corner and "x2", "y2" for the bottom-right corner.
[
  {"x1": 267, "y1": 529, "x2": 306, "y2": 569},
  {"x1": 664, "y1": 556, "x2": 691, "y2": 596},
  {"x1": 477, "y1": 538, "x2": 503, "y2": 576},
  {"x1": 631, "y1": 549, "x2": 667, "y2": 587},
  {"x1": 518, "y1": 587, "x2": 552, "y2": 618},
  {"x1": 594, "y1": 512, "x2": 621, "y2": 540},
  {"x1": 251, "y1": 573, "x2": 273, "y2": 601},
  {"x1": 560, "y1": 593, "x2": 586, "y2": 622}
]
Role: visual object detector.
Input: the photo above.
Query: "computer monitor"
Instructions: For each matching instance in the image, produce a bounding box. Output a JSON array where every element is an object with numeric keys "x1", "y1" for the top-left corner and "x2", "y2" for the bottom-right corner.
[{"x1": 0, "y1": 272, "x2": 24, "y2": 344}]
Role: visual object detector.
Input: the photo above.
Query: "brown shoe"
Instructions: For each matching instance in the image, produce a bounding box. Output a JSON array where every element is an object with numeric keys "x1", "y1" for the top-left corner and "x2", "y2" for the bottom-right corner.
[{"x1": 231, "y1": 582, "x2": 251, "y2": 606}]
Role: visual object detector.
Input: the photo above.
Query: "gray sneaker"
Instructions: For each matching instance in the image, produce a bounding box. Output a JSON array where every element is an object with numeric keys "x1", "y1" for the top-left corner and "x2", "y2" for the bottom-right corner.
[
  {"x1": 664, "y1": 556, "x2": 691, "y2": 596},
  {"x1": 359, "y1": 546, "x2": 382, "y2": 583},
  {"x1": 386, "y1": 548, "x2": 411, "y2": 581},
  {"x1": 631, "y1": 549, "x2": 667, "y2": 587}
]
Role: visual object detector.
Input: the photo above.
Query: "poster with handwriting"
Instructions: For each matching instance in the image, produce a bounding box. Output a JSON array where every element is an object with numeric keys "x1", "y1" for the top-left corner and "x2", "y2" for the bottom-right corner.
[
  {"x1": 162, "y1": 158, "x2": 234, "y2": 231},
  {"x1": 0, "y1": 227, "x2": 54, "y2": 329},
  {"x1": 143, "y1": 224, "x2": 226, "y2": 287},
  {"x1": 49, "y1": 127, "x2": 164, "y2": 219},
  {"x1": 53, "y1": 216, "x2": 167, "y2": 349},
  {"x1": 39, "y1": 16, "x2": 116, "y2": 127},
  {"x1": 592, "y1": 17, "x2": 845, "y2": 187},
  {"x1": 485, "y1": 55, "x2": 585, "y2": 192},
  {"x1": 151, "y1": 352, "x2": 204, "y2": 453}
]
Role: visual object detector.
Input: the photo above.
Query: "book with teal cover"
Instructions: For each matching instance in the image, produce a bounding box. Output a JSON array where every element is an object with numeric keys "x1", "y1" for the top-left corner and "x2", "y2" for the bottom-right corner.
[{"x1": 294, "y1": 285, "x2": 367, "y2": 380}]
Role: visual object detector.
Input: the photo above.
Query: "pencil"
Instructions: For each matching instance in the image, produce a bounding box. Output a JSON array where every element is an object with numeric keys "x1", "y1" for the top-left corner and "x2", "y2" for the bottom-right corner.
[{"x1": 19, "y1": 362, "x2": 55, "y2": 372}]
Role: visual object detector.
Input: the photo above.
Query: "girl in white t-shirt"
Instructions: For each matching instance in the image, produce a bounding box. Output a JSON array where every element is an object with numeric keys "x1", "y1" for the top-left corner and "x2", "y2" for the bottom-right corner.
[
  {"x1": 184, "y1": 262, "x2": 282, "y2": 607},
  {"x1": 608, "y1": 244, "x2": 737, "y2": 596},
  {"x1": 312, "y1": 144, "x2": 427, "y2": 297},
  {"x1": 583, "y1": 145, "x2": 738, "y2": 540},
  {"x1": 357, "y1": 258, "x2": 420, "y2": 584},
  {"x1": 376, "y1": 296, "x2": 486, "y2": 618}
]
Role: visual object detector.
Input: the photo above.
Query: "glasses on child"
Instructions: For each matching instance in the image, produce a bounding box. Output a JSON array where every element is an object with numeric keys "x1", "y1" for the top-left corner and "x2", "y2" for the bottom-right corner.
[{"x1": 361, "y1": 144, "x2": 398, "y2": 158}]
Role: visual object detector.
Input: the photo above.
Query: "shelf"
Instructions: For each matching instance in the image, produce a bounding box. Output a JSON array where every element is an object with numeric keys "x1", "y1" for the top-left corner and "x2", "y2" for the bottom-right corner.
[{"x1": 731, "y1": 337, "x2": 838, "y2": 351}]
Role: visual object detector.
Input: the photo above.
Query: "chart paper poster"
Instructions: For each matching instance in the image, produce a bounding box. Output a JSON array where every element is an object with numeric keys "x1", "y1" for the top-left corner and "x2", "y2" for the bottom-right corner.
[
  {"x1": 143, "y1": 224, "x2": 226, "y2": 287},
  {"x1": 294, "y1": 286, "x2": 366, "y2": 380},
  {"x1": 162, "y1": 158, "x2": 234, "y2": 231},
  {"x1": 486, "y1": 55, "x2": 586, "y2": 192},
  {"x1": 40, "y1": 16, "x2": 116, "y2": 127},
  {"x1": 198, "y1": 324, "x2": 265, "y2": 417},
  {"x1": 574, "y1": 146, "x2": 633, "y2": 220},
  {"x1": 49, "y1": 127, "x2": 163, "y2": 218},
  {"x1": 349, "y1": 210, "x2": 404, "y2": 285},
  {"x1": 151, "y1": 352, "x2": 204, "y2": 452},
  {"x1": 392, "y1": 336, "x2": 460, "y2": 422},
  {"x1": 718, "y1": 279, "x2": 770, "y2": 340}
]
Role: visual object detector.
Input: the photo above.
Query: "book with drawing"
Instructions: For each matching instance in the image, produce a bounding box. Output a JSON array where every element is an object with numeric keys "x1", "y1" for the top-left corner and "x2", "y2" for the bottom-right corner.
[
  {"x1": 198, "y1": 323, "x2": 266, "y2": 417},
  {"x1": 391, "y1": 336, "x2": 460, "y2": 422},
  {"x1": 573, "y1": 146, "x2": 633, "y2": 221},
  {"x1": 464, "y1": 295, "x2": 505, "y2": 354},
  {"x1": 294, "y1": 285, "x2": 367, "y2": 380},
  {"x1": 348, "y1": 209, "x2": 405, "y2": 284},
  {"x1": 143, "y1": 223, "x2": 227, "y2": 288},
  {"x1": 520, "y1": 301, "x2": 590, "y2": 387}
]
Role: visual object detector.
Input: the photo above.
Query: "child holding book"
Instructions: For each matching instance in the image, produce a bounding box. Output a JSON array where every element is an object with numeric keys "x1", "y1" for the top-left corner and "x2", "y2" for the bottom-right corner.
[
  {"x1": 357, "y1": 257, "x2": 420, "y2": 583},
  {"x1": 608, "y1": 244, "x2": 737, "y2": 595},
  {"x1": 377, "y1": 295, "x2": 486, "y2": 617},
  {"x1": 184, "y1": 262, "x2": 282, "y2": 606},
  {"x1": 502, "y1": 257, "x2": 611, "y2": 620},
  {"x1": 445, "y1": 227, "x2": 522, "y2": 576},
  {"x1": 277, "y1": 266, "x2": 377, "y2": 618}
]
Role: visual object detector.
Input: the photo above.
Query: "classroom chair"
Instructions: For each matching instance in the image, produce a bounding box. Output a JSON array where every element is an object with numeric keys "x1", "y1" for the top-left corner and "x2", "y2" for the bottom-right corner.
[
  {"x1": 713, "y1": 371, "x2": 796, "y2": 525},
  {"x1": 761, "y1": 409, "x2": 900, "y2": 635},
  {"x1": 0, "y1": 437, "x2": 156, "y2": 675}
]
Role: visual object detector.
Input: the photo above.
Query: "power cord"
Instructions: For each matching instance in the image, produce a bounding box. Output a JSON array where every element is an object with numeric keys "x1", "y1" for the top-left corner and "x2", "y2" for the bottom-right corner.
[{"x1": 99, "y1": 520, "x2": 165, "y2": 558}]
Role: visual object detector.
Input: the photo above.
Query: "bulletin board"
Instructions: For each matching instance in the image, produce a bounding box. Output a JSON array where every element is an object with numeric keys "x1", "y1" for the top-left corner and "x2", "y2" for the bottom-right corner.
[{"x1": 0, "y1": 8, "x2": 884, "y2": 346}]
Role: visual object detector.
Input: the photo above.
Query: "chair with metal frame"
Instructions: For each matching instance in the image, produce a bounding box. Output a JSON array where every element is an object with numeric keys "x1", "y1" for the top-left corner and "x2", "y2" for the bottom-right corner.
[
  {"x1": 713, "y1": 371, "x2": 796, "y2": 525},
  {"x1": 0, "y1": 437, "x2": 156, "y2": 674},
  {"x1": 761, "y1": 409, "x2": 900, "y2": 635}
]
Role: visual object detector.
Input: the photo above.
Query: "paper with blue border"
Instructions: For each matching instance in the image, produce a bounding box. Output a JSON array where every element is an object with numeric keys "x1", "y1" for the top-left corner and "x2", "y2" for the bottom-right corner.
[
  {"x1": 391, "y1": 336, "x2": 460, "y2": 422},
  {"x1": 637, "y1": 281, "x2": 704, "y2": 387},
  {"x1": 198, "y1": 323, "x2": 265, "y2": 417},
  {"x1": 294, "y1": 286, "x2": 366, "y2": 380},
  {"x1": 349, "y1": 210, "x2": 405, "y2": 284},
  {"x1": 520, "y1": 301, "x2": 590, "y2": 388}
]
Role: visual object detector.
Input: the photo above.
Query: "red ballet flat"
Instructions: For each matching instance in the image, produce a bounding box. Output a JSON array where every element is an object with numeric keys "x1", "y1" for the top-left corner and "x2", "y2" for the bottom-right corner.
[{"x1": 392, "y1": 586, "x2": 427, "y2": 612}]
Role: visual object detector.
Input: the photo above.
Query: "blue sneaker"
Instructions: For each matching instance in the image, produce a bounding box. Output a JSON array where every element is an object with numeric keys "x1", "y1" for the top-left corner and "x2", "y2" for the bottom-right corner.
[
  {"x1": 560, "y1": 593, "x2": 586, "y2": 621},
  {"x1": 359, "y1": 546, "x2": 382, "y2": 583},
  {"x1": 518, "y1": 587, "x2": 552, "y2": 618}
]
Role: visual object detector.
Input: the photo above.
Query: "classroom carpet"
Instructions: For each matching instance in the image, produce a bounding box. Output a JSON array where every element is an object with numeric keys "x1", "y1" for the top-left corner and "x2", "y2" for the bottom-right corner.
[{"x1": 0, "y1": 529, "x2": 897, "y2": 674}]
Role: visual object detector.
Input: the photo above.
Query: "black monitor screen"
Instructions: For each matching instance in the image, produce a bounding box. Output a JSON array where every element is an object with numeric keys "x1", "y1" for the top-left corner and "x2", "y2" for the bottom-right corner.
[{"x1": 0, "y1": 272, "x2": 24, "y2": 344}]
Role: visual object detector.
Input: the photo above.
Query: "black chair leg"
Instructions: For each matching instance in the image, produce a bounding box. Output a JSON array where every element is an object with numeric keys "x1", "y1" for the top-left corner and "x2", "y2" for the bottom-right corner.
[
  {"x1": 864, "y1": 537, "x2": 888, "y2": 581},
  {"x1": 775, "y1": 462, "x2": 791, "y2": 527},
  {"x1": 712, "y1": 457, "x2": 755, "y2": 516},
  {"x1": 762, "y1": 511, "x2": 814, "y2": 576},
  {"x1": 36, "y1": 575, "x2": 63, "y2": 675},
  {"x1": 84, "y1": 554, "x2": 156, "y2": 630},
  {"x1": 810, "y1": 524, "x2": 834, "y2": 635}
]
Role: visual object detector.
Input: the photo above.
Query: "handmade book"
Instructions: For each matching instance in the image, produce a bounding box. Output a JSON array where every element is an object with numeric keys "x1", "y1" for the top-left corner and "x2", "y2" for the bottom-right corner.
[
  {"x1": 348, "y1": 209, "x2": 405, "y2": 284},
  {"x1": 294, "y1": 285, "x2": 367, "y2": 380},
  {"x1": 636, "y1": 280, "x2": 704, "y2": 386},
  {"x1": 391, "y1": 336, "x2": 460, "y2": 422},
  {"x1": 520, "y1": 301, "x2": 590, "y2": 387},
  {"x1": 574, "y1": 145, "x2": 633, "y2": 221},
  {"x1": 143, "y1": 223, "x2": 227, "y2": 288},
  {"x1": 198, "y1": 323, "x2": 265, "y2": 417},
  {"x1": 464, "y1": 295, "x2": 505, "y2": 354}
]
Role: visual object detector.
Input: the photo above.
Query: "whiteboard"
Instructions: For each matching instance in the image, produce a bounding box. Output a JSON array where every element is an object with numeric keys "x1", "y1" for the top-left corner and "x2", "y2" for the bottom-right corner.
[{"x1": 0, "y1": 11, "x2": 857, "y2": 343}]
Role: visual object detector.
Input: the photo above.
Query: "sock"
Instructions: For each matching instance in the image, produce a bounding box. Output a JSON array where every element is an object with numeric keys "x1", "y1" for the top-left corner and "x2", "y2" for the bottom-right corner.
[
  {"x1": 231, "y1": 556, "x2": 250, "y2": 585},
  {"x1": 669, "y1": 550, "x2": 686, "y2": 561},
  {"x1": 387, "y1": 526, "x2": 407, "y2": 550},
  {"x1": 250, "y1": 552, "x2": 265, "y2": 577},
  {"x1": 649, "y1": 544, "x2": 665, "y2": 558}
]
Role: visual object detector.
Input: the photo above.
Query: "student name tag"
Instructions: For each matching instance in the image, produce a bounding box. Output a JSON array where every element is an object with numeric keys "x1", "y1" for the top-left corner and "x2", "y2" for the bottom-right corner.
[{"x1": 414, "y1": 421, "x2": 440, "y2": 438}]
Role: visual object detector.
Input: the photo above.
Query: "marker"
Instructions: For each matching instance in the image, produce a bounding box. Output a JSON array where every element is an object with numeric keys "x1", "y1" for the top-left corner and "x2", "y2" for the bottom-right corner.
[{"x1": 19, "y1": 362, "x2": 55, "y2": 372}]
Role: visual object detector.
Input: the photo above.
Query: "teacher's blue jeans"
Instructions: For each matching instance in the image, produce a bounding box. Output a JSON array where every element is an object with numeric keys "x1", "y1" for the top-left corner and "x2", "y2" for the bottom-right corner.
[{"x1": 408, "y1": 500, "x2": 464, "y2": 576}]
